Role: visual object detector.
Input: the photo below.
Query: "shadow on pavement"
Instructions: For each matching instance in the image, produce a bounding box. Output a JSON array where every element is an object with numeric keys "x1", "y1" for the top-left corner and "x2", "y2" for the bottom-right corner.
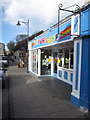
[
  {"x1": 2, "y1": 76, "x2": 10, "y2": 119},
  {"x1": 39, "y1": 77, "x2": 72, "y2": 102}
]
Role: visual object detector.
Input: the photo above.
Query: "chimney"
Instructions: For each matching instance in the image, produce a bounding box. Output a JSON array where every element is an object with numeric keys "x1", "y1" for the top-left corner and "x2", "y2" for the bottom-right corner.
[{"x1": 84, "y1": 0, "x2": 90, "y2": 5}]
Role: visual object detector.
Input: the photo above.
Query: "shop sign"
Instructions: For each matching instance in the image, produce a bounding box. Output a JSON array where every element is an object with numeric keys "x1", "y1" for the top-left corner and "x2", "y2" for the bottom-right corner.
[
  {"x1": 71, "y1": 14, "x2": 80, "y2": 37},
  {"x1": 31, "y1": 25, "x2": 71, "y2": 48},
  {"x1": 45, "y1": 35, "x2": 56, "y2": 43},
  {"x1": 38, "y1": 38, "x2": 44, "y2": 44},
  {"x1": 60, "y1": 25, "x2": 71, "y2": 40}
]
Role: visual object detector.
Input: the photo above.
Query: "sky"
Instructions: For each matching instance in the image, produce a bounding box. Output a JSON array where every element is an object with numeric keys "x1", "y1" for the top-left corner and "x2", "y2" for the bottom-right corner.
[{"x1": 0, "y1": 0, "x2": 84, "y2": 49}]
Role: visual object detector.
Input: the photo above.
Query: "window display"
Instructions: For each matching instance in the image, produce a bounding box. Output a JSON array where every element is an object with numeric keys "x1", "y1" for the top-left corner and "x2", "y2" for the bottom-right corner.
[
  {"x1": 53, "y1": 48, "x2": 73, "y2": 71},
  {"x1": 64, "y1": 50, "x2": 69, "y2": 69},
  {"x1": 53, "y1": 52, "x2": 58, "y2": 74},
  {"x1": 58, "y1": 50, "x2": 63, "y2": 67},
  {"x1": 70, "y1": 49, "x2": 73, "y2": 69},
  {"x1": 32, "y1": 50, "x2": 38, "y2": 74}
]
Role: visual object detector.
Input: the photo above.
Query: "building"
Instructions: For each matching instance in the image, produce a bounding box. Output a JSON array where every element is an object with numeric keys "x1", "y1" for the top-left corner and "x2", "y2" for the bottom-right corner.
[
  {"x1": 13, "y1": 50, "x2": 26, "y2": 63},
  {"x1": 0, "y1": 43, "x2": 5, "y2": 56},
  {"x1": 28, "y1": 3, "x2": 90, "y2": 112},
  {"x1": 13, "y1": 31, "x2": 44, "y2": 64}
]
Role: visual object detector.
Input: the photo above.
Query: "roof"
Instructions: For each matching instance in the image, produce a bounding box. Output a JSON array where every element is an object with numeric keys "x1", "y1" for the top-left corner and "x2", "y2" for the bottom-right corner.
[{"x1": 18, "y1": 30, "x2": 44, "y2": 45}]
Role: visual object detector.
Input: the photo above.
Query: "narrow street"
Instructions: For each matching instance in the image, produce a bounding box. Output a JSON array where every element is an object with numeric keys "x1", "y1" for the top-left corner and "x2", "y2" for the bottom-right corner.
[{"x1": 3, "y1": 62, "x2": 86, "y2": 118}]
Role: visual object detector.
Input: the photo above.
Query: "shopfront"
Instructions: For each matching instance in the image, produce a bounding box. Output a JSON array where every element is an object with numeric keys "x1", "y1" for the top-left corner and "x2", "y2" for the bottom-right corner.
[
  {"x1": 29, "y1": 18, "x2": 74, "y2": 85},
  {"x1": 28, "y1": 4, "x2": 90, "y2": 111}
]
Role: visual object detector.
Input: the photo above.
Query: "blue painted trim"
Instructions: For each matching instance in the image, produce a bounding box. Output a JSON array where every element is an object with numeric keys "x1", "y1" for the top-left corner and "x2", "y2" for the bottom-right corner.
[
  {"x1": 59, "y1": 70, "x2": 62, "y2": 77},
  {"x1": 70, "y1": 73, "x2": 73, "y2": 82},
  {"x1": 53, "y1": 73, "x2": 58, "y2": 77},
  {"x1": 54, "y1": 75, "x2": 72, "y2": 86},
  {"x1": 74, "y1": 17, "x2": 78, "y2": 33},
  {"x1": 71, "y1": 95, "x2": 80, "y2": 107},
  {"x1": 64, "y1": 71, "x2": 68, "y2": 80},
  {"x1": 80, "y1": 98, "x2": 90, "y2": 109},
  {"x1": 38, "y1": 75, "x2": 52, "y2": 77},
  {"x1": 81, "y1": 8, "x2": 90, "y2": 36},
  {"x1": 28, "y1": 71, "x2": 38, "y2": 76},
  {"x1": 75, "y1": 43, "x2": 80, "y2": 90},
  {"x1": 28, "y1": 71, "x2": 31, "y2": 73},
  {"x1": 79, "y1": 37, "x2": 90, "y2": 110},
  {"x1": 29, "y1": 71, "x2": 72, "y2": 85}
]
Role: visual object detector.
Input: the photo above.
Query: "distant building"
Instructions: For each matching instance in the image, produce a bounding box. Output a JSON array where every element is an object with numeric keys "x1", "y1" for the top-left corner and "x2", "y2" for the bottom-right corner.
[
  {"x1": 13, "y1": 30, "x2": 44, "y2": 64},
  {"x1": 0, "y1": 43, "x2": 5, "y2": 56},
  {"x1": 13, "y1": 50, "x2": 26, "y2": 63}
]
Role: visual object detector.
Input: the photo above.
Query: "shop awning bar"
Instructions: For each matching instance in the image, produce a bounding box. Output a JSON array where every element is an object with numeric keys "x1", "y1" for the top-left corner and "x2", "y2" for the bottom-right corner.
[{"x1": 58, "y1": 4, "x2": 80, "y2": 35}]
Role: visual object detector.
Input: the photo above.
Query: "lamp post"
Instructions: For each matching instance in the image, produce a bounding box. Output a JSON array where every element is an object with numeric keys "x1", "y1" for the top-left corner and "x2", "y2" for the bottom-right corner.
[{"x1": 16, "y1": 19, "x2": 29, "y2": 73}]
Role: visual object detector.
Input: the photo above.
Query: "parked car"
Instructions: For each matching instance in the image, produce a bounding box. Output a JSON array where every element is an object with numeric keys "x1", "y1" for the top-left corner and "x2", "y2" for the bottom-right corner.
[
  {"x1": 0, "y1": 56, "x2": 9, "y2": 67},
  {"x1": 0, "y1": 63, "x2": 8, "y2": 88}
]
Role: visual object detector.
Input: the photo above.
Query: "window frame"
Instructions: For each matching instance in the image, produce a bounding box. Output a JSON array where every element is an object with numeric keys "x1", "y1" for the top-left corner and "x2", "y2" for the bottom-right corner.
[{"x1": 58, "y1": 48, "x2": 74, "y2": 70}]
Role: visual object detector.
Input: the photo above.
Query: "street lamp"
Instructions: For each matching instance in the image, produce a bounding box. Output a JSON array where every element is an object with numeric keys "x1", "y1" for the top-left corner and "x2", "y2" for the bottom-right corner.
[{"x1": 16, "y1": 19, "x2": 29, "y2": 73}]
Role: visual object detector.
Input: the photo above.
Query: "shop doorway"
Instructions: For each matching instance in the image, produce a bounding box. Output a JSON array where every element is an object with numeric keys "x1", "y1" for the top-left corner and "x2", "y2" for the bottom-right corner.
[{"x1": 41, "y1": 49, "x2": 51, "y2": 75}]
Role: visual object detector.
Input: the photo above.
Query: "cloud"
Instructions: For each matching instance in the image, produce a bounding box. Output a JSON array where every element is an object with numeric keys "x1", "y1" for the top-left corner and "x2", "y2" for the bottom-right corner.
[
  {"x1": 2, "y1": 0, "x2": 63, "y2": 24},
  {"x1": 1, "y1": 0, "x2": 84, "y2": 34}
]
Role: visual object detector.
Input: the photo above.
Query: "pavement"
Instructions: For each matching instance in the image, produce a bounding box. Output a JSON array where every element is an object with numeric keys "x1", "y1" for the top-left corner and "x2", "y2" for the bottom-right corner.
[
  {"x1": 0, "y1": 83, "x2": 2, "y2": 120},
  {"x1": 2, "y1": 67, "x2": 10, "y2": 119},
  {"x1": 2, "y1": 61, "x2": 88, "y2": 118}
]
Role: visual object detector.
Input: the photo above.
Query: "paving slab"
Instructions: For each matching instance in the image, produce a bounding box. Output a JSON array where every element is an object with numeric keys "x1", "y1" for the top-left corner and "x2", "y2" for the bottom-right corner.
[{"x1": 4, "y1": 63, "x2": 87, "y2": 118}]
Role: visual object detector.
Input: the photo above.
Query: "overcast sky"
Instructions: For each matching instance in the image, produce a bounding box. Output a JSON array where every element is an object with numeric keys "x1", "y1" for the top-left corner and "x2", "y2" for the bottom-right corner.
[{"x1": 0, "y1": 0, "x2": 84, "y2": 48}]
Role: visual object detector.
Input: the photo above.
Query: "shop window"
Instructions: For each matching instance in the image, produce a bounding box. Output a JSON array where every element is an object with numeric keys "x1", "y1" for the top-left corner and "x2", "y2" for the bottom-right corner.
[
  {"x1": 58, "y1": 50, "x2": 63, "y2": 67},
  {"x1": 19, "y1": 53, "x2": 21, "y2": 57},
  {"x1": 64, "y1": 50, "x2": 69, "y2": 69},
  {"x1": 19, "y1": 53, "x2": 24, "y2": 57},
  {"x1": 70, "y1": 49, "x2": 73, "y2": 69},
  {"x1": 32, "y1": 50, "x2": 38, "y2": 74},
  {"x1": 53, "y1": 52, "x2": 58, "y2": 74},
  {"x1": 54, "y1": 63, "x2": 57, "y2": 73},
  {"x1": 70, "y1": 49, "x2": 73, "y2": 53}
]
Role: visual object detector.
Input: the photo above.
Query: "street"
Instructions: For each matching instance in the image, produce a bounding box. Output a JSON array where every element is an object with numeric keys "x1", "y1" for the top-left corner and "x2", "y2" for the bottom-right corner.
[{"x1": 2, "y1": 62, "x2": 86, "y2": 118}]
